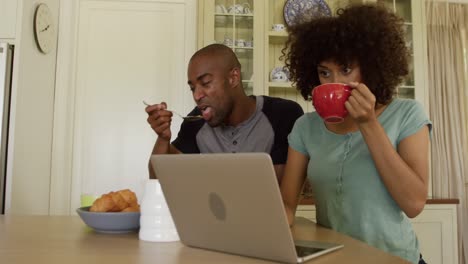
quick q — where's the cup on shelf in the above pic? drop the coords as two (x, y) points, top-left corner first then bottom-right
(223, 35), (233, 47)
(228, 3), (251, 15)
(245, 40), (253, 47)
(242, 3), (251, 14)
(272, 23), (285, 32)
(227, 4), (243, 14)
(235, 39), (246, 47)
(215, 4), (227, 14)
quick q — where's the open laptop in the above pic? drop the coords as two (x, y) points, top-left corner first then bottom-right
(151, 153), (343, 263)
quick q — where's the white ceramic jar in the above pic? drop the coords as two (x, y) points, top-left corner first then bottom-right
(139, 179), (179, 242)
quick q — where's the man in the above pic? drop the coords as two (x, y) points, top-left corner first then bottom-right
(145, 44), (303, 182)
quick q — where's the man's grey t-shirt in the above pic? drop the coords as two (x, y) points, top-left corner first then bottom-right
(172, 96), (304, 164)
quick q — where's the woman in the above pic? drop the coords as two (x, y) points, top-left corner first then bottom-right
(280, 4), (431, 264)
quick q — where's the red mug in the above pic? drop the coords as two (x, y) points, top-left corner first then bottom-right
(311, 83), (352, 123)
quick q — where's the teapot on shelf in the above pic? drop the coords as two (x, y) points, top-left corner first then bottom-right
(215, 4), (227, 14)
(227, 3), (251, 15)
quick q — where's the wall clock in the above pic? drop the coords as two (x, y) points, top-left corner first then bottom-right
(33, 3), (55, 54)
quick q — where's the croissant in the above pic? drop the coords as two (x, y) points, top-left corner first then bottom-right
(121, 204), (140, 212)
(89, 194), (114, 212)
(118, 189), (138, 207)
(89, 189), (139, 212)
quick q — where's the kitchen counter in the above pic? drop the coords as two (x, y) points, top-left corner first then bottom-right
(299, 197), (460, 205)
(0, 215), (409, 264)
(296, 199), (460, 264)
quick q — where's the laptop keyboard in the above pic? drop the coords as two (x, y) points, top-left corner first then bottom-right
(295, 245), (325, 257)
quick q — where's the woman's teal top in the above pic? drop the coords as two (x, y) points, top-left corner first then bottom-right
(288, 99), (432, 264)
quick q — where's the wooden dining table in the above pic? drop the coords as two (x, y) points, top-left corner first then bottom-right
(0, 215), (409, 264)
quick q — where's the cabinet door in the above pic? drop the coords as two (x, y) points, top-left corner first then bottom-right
(69, 0), (197, 210)
(411, 204), (458, 264)
(296, 205), (316, 223)
(0, 0), (17, 39)
(199, 0), (264, 96)
(264, 0), (312, 113)
(376, 0), (428, 109)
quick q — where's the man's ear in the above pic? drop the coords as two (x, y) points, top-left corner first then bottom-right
(229, 67), (241, 87)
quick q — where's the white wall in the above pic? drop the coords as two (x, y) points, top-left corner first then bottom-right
(0, 0), (17, 40)
(6, 0), (60, 214)
(3, 0), (197, 215)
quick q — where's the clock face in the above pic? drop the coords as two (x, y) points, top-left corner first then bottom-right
(34, 3), (55, 54)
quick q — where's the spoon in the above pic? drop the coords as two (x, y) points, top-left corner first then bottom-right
(143, 101), (203, 121)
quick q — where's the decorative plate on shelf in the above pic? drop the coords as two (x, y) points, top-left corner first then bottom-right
(283, 0), (332, 27)
(270, 66), (290, 82)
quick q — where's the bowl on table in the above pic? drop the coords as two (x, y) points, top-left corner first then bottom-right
(76, 206), (140, 234)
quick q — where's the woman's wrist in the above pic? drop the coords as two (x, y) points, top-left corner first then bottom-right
(358, 117), (381, 133)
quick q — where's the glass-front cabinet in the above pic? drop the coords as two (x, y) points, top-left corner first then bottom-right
(376, 0), (428, 111)
(198, 0), (264, 96)
(264, 0), (313, 112)
(378, 0), (414, 99)
(198, 0), (428, 112)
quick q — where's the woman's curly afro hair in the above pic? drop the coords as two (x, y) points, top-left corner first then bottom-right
(282, 4), (409, 104)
